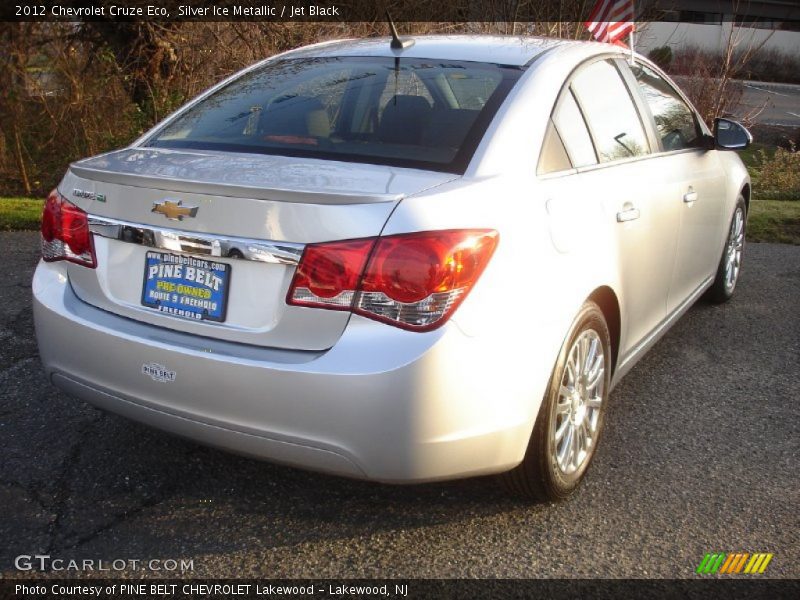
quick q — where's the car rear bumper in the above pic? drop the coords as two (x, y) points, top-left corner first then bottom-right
(33, 260), (539, 482)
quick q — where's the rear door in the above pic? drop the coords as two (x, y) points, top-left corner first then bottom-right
(562, 58), (680, 354)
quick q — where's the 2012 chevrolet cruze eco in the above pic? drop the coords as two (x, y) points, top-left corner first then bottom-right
(33, 35), (752, 500)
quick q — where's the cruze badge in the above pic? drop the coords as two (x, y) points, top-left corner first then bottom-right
(72, 189), (106, 202)
(152, 200), (198, 221)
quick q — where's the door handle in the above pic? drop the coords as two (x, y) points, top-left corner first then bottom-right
(616, 205), (640, 222)
(684, 187), (698, 203)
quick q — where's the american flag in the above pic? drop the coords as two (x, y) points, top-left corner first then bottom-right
(584, 0), (635, 45)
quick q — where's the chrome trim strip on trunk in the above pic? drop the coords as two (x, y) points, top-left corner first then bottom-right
(87, 215), (305, 265)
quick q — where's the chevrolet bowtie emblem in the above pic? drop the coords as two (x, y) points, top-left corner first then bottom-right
(152, 200), (199, 221)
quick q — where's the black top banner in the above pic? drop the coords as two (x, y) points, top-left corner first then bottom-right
(4, 0), (800, 23)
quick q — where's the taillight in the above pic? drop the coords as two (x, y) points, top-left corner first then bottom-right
(287, 230), (498, 331)
(41, 190), (96, 268)
(287, 239), (374, 310)
(356, 230), (498, 330)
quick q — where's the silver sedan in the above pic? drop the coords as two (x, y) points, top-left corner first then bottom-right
(33, 35), (751, 500)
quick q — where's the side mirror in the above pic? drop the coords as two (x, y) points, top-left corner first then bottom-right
(714, 118), (752, 150)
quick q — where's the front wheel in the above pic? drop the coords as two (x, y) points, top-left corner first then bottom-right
(706, 195), (746, 304)
(502, 301), (611, 501)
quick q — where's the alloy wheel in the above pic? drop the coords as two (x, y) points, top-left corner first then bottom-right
(552, 329), (605, 475)
(724, 207), (745, 291)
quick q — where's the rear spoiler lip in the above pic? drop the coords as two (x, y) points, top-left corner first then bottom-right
(68, 165), (403, 205)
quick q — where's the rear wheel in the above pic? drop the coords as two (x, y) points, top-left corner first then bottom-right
(502, 301), (611, 501)
(706, 195), (746, 304)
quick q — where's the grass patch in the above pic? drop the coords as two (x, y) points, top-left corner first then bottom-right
(748, 199), (800, 245)
(0, 197), (43, 231)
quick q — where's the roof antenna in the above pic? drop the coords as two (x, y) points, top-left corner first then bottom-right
(386, 11), (414, 49)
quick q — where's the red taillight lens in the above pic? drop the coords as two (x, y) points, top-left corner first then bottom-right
(41, 190), (96, 268)
(287, 230), (498, 331)
(357, 230), (498, 330)
(41, 190), (60, 243)
(361, 236), (446, 304)
(287, 239), (375, 309)
(61, 201), (92, 257)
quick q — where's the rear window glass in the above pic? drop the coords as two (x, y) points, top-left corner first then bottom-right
(147, 57), (523, 173)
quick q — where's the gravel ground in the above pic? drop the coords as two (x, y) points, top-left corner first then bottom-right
(1, 231), (797, 579)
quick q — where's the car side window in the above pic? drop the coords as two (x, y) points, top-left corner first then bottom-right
(552, 90), (597, 168)
(631, 63), (704, 152)
(571, 60), (650, 163)
(537, 119), (572, 174)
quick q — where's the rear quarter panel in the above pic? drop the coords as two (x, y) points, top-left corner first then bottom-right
(384, 170), (623, 447)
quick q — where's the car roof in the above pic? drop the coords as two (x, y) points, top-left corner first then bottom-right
(281, 35), (586, 67)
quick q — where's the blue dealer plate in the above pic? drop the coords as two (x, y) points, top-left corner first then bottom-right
(141, 251), (230, 322)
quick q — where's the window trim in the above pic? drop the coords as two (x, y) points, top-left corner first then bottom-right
(536, 52), (715, 180)
(554, 88), (600, 169)
(566, 85), (602, 165)
(541, 62), (603, 176)
(613, 58), (661, 154)
(537, 118), (573, 176)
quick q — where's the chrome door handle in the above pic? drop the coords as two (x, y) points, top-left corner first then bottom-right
(616, 206), (640, 222)
(684, 188), (698, 203)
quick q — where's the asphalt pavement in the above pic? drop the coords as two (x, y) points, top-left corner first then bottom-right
(735, 80), (800, 128)
(670, 77), (800, 129)
(1, 231), (798, 578)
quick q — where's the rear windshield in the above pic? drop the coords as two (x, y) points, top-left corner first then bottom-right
(147, 56), (523, 173)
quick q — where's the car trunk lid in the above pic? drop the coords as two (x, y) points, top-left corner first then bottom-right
(60, 148), (457, 351)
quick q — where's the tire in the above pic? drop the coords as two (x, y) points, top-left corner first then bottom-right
(705, 195), (746, 304)
(502, 301), (611, 501)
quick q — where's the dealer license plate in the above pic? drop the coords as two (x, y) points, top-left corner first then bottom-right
(141, 251), (230, 322)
